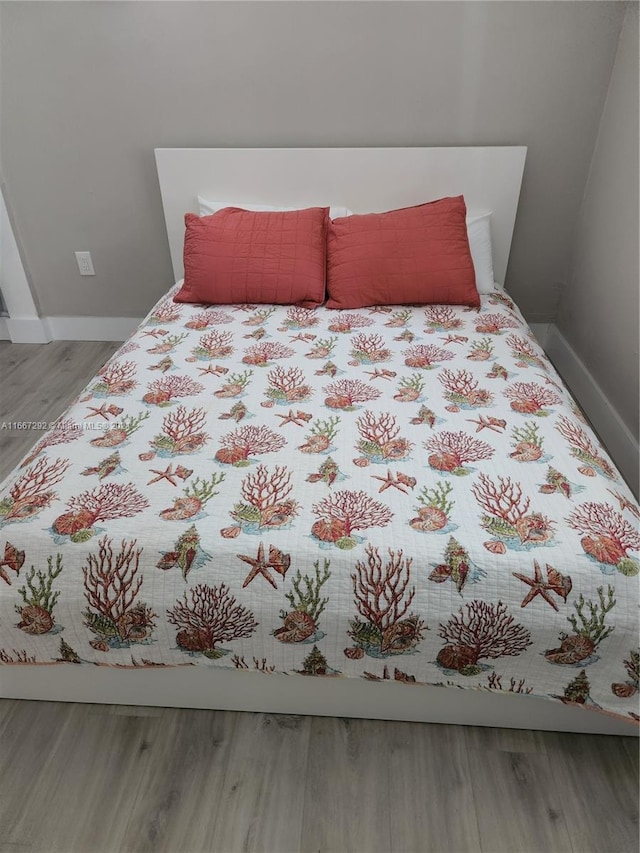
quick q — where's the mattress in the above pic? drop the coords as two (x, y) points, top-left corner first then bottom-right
(0, 287), (638, 724)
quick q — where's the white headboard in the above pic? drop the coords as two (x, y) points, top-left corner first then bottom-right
(155, 147), (527, 285)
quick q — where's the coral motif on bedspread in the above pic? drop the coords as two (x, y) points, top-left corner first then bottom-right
(0, 288), (638, 723)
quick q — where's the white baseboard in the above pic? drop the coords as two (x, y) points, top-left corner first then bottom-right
(529, 322), (550, 349)
(1, 316), (52, 344)
(0, 315), (140, 343)
(45, 316), (141, 341)
(545, 324), (639, 496)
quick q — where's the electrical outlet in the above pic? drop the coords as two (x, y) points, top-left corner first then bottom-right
(75, 251), (95, 276)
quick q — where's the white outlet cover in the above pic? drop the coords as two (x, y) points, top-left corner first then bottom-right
(75, 251), (95, 275)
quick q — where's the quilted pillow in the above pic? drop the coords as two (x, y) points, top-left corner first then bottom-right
(326, 196), (480, 309)
(174, 207), (329, 307)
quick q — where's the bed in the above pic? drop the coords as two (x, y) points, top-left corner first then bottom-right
(0, 148), (637, 735)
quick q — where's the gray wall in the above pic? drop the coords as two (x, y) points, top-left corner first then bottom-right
(557, 4), (639, 440)
(0, 1), (627, 320)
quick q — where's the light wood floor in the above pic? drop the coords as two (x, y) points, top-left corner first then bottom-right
(0, 340), (638, 853)
(0, 339), (121, 481)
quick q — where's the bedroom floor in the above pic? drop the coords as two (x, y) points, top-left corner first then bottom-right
(0, 339), (121, 480)
(0, 699), (638, 853)
(0, 340), (638, 853)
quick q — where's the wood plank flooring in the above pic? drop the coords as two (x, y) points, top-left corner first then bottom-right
(0, 340), (121, 480)
(0, 341), (638, 853)
(0, 699), (637, 853)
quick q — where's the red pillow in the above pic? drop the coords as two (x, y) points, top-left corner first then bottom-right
(326, 196), (479, 309)
(174, 207), (329, 307)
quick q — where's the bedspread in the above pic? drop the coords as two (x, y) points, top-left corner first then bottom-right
(0, 288), (638, 723)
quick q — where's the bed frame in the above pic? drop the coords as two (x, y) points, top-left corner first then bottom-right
(2, 147), (636, 735)
(155, 146), (526, 286)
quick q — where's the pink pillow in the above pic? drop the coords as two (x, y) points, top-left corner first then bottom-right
(326, 196), (480, 309)
(174, 207), (329, 307)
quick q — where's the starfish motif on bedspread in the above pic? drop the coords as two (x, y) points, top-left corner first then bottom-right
(198, 364), (228, 377)
(147, 464), (179, 486)
(85, 404), (122, 421)
(289, 333), (316, 343)
(466, 416), (507, 434)
(275, 410), (313, 427)
(371, 469), (417, 494)
(141, 329), (168, 338)
(237, 542), (291, 589)
(441, 334), (468, 345)
(607, 489), (640, 521)
(512, 560), (572, 611)
(365, 369), (396, 381)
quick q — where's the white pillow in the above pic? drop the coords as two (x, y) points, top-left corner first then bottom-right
(197, 197), (495, 291)
(197, 197), (352, 221)
(466, 211), (496, 293)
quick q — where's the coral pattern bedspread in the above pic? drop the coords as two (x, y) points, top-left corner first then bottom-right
(0, 287), (638, 723)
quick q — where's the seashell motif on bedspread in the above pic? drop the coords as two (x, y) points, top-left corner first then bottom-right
(0, 287), (638, 725)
